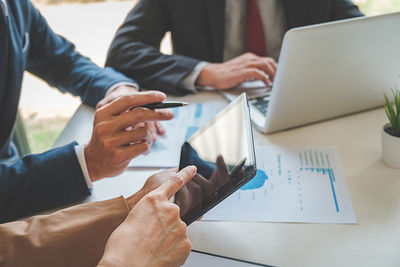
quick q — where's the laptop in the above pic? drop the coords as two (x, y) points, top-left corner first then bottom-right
(223, 12), (400, 134)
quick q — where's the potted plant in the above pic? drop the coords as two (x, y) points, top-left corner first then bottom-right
(382, 88), (400, 168)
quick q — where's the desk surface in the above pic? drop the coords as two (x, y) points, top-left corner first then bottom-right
(54, 91), (400, 267)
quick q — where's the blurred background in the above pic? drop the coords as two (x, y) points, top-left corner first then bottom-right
(20, 0), (400, 153)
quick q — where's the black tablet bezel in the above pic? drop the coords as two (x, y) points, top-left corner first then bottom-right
(176, 93), (257, 225)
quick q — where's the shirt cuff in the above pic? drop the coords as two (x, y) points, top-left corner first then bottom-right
(74, 144), (93, 190)
(179, 61), (210, 93)
(105, 82), (139, 97)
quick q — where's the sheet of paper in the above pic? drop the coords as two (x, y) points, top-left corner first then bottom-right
(129, 101), (226, 168)
(183, 251), (269, 267)
(203, 146), (357, 224)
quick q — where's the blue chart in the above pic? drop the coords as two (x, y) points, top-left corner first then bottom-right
(241, 169), (268, 190)
(194, 103), (203, 118)
(150, 141), (168, 153)
(298, 151), (339, 212)
(173, 106), (180, 119)
(185, 126), (200, 141)
(203, 146), (357, 224)
(184, 104), (203, 140)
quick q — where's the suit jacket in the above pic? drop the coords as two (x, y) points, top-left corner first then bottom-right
(0, 197), (129, 267)
(0, 0), (135, 223)
(106, 0), (363, 95)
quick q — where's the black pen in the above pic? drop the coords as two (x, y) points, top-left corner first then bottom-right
(129, 101), (189, 110)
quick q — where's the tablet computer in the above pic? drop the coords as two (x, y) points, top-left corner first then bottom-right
(175, 93), (257, 225)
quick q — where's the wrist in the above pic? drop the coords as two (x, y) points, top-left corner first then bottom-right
(107, 83), (139, 96)
(84, 145), (101, 182)
(97, 258), (130, 267)
(196, 63), (218, 87)
(125, 189), (146, 210)
(114, 84), (139, 94)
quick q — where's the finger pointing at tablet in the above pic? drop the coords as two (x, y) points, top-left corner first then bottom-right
(99, 166), (197, 267)
(157, 165), (198, 200)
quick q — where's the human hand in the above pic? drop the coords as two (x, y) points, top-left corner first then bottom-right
(196, 52), (277, 90)
(176, 156), (231, 216)
(129, 120), (165, 144)
(97, 85), (166, 142)
(85, 91), (174, 181)
(125, 168), (178, 210)
(97, 85), (139, 109)
(98, 166), (197, 267)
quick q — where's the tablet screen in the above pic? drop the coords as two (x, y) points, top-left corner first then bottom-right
(176, 94), (257, 225)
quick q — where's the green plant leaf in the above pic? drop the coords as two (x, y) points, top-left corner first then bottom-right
(392, 89), (400, 132)
(384, 93), (396, 126)
(396, 112), (400, 133)
(385, 87), (400, 136)
(393, 88), (400, 121)
(385, 107), (395, 126)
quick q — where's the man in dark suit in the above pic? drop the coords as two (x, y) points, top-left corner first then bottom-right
(0, 0), (172, 223)
(106, 0), (363, 95)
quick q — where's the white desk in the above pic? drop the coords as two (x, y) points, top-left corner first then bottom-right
(54, 92), (400, 267)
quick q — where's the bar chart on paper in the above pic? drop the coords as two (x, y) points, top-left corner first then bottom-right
(129, 101), (226, 168)
(203, 146), (357, 224)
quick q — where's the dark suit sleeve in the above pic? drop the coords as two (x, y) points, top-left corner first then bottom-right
(24, 0), (136, 107)
(0, 142), (91, 223)
(331, 0), (364, 20)
(105, 0), (200, 95)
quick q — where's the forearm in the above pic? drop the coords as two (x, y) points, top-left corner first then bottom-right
(0, 142), (90, 223)
(106, 41), (200, 95)
(26, 0), (135, 107)
(0, 197), (129, 267)
(179, 61), (210, 92)
(28, 42), (135, 107)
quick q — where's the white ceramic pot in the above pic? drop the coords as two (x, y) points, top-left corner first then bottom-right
(382, 123), (400, 168)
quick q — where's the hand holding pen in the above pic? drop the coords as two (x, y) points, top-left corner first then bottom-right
(130, 101), (189, 111)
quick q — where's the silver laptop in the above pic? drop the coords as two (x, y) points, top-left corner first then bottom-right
(223, 12), (400, 134)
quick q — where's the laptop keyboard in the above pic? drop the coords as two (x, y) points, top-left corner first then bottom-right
(249, 96), (270, 115)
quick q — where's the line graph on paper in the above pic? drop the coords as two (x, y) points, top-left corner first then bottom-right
(203, 146), (357, 224)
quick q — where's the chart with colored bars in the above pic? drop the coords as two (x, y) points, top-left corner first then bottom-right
(203, 146), (357, 224)
(129, 101), (226, 168)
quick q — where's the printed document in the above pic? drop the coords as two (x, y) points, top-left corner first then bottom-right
(203, 146), (357, 224)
